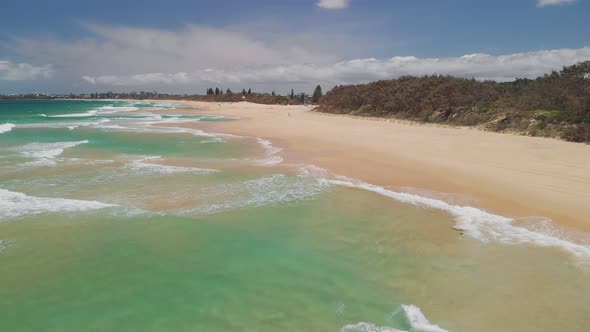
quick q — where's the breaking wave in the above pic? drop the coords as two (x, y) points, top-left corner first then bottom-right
(179, 174), (331, 215)
(341, 304), (448, 332)
(253, 138), (283, 166)
(321, 175), (590, 261)
(14, 140), (89, 167)
(125, 156), (219, 175)
(0, 123), (15, 134)
(49, 104), (139, 118)
(0, 188), (116, 221)
(16, 119), (110, 130)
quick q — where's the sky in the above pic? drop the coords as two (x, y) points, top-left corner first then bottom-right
(1, 0), (589, 94)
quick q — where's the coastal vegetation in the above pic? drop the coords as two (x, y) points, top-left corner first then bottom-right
(317, 61), (590, 142)
(192, 88), (304, 105)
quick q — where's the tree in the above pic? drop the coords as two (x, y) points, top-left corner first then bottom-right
(290, 89), (294, 99)
(242, 88), (246, 95)
(312, 85), (323, 103)
(226, 88), (232, 94)
(271, 90), (276, 96)
(215, 87), (220, 95)
(247, 88), (251, 95)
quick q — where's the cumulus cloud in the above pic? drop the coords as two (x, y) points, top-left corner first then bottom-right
(0, 60), (54, 80)
(537, 0), (576, 7)
(317, 0), (349, 9)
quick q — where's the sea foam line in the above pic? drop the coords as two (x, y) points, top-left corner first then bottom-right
(49, 104), (139, 118)
(295, 164), (590, 261)
(257, 138), (283, 156)
(0, 188), (116, 221)
(179, 174), (330, 215)
(16, 119), (110, 130)
(14, 140), (89, 167)
(254, 138), (284, 166)
(125, 156), (219, 175)
(341, 304), (448, 332)
(0, 123), (15, 134)
(320, 175), (590, 261)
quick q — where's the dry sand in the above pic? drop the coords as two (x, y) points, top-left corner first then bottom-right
(158, 100), (590, 233)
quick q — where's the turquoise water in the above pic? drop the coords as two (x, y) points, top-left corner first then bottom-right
(1, 100), (589, 332)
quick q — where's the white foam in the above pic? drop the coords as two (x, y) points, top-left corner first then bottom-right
(295, 164), (331, 177)
(95, 124), (127, 129)
(14, 140), (89, 167)
(49, 104), (139, 118)
(18, 140), (88, 159)
(95, 105), (139, 113)
(255, 155), (284, 166)
(200, 138), (224, 143)
(50, 110), (98, 117)
(111, 120), (222, 139)
(341, 322), (404, 332)
(341, 304), (448, 332)
(0, 188), (116, 221)
(257, 138), (283, 156)
(322, 176), (590, 261)
(133, 101), (178, 110)
(0, 123), (15, 134)
(17, 119), (110, 130)
(125, 156), (218, 175)
(250, 138), (283, 166)
(181, 174), (330, 215)
(402, 305), (448, 332)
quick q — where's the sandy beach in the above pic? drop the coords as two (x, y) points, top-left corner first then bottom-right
(156, 100), (590, 234)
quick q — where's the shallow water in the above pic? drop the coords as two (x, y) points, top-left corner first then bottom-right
(1, 100), (589, 331)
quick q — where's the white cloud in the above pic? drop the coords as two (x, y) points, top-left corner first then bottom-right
(80, 46), (590, 91)
(0, 60), (54, 80)
(317, 0), (349, 10)
(537, 0), (576, 7)
(7, 22), (590, 93)
(11, 23), (346, 80)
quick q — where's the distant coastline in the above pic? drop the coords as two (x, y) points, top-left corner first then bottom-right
(3, 61), (588, 143)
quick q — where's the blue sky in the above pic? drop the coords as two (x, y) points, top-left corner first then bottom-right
(1, 0), (589, 93)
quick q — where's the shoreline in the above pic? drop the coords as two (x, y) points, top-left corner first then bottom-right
(154, 100), (590, 234)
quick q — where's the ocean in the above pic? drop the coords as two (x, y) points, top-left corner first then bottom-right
(0, 99), (589, 331)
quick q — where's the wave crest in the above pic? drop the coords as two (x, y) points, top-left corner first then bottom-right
(341, 304), (448, 332)
(0, 123), (15, 134)
(0, 188), (116, 221)
(322, 176), (590, 261)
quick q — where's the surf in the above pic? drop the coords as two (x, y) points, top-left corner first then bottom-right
(0, 188), (116, 221)
(0, 123), (15, 133)
(341, 304), (448, 332)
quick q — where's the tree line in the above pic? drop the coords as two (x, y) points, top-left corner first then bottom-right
(317, 61), (590, 143)
(201, 85), (324, 104)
